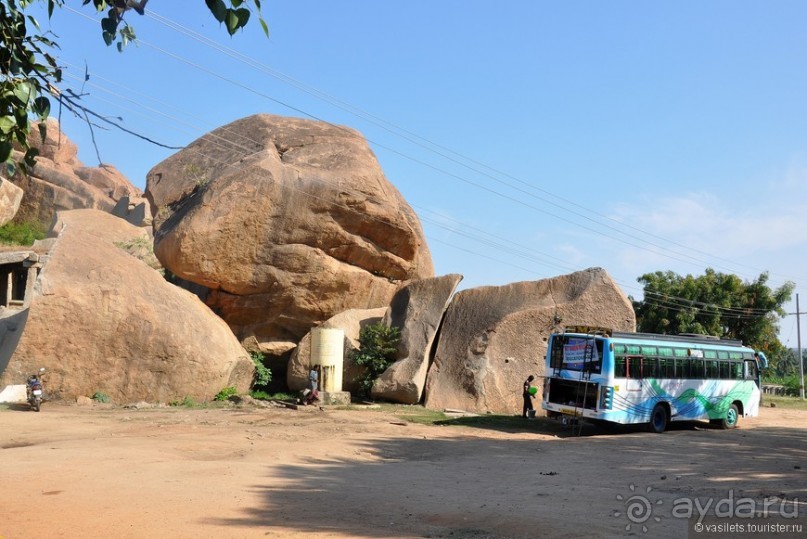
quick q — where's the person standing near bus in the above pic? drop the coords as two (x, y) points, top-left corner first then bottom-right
(522, 375), (536, 418)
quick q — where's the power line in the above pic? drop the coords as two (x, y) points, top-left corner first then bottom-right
(50, 6), (801, 315)
(57, 5), (805, 288)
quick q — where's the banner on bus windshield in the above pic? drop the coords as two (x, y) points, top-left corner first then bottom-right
(563, 338), (599, 370)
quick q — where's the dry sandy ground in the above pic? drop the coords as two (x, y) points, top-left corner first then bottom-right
(1, 401), (805, 539)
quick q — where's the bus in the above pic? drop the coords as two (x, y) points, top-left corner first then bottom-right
(541, 327), (764, 433)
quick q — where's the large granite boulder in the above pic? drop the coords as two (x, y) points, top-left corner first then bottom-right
(146, 114), (433, 352)
(0, 210), (253, 402)
(287, 307), (387, 394)
(0, 179), (23, 226)
(371, 274), (463, 404)
(423, 268), (635, 415)
(6, 119), (146, 225)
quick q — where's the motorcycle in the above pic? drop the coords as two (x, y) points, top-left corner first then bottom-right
(26, 368), (45, 412)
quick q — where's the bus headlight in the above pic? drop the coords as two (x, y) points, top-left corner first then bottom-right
(600, 386), (613, 410)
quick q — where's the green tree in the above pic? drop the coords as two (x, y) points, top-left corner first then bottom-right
(353, 323), (401, 398)
(631, 269), (794, 358)
(769, 348), (806, 378)
(0, 0), (267, 173)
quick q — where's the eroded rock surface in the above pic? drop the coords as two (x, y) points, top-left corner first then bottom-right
(372, 274), (463, 404)
(0, 179), (23, 226)
(423, 268), (635, 414)
(146, 114), (433, 351)
(7, 119), (145, 225)
(0, 210), (253, 402)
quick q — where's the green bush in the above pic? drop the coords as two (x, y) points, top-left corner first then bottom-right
(250, 351), (272, 389)
(214, 386), (238, 401)
(0, 220), (47, 246)
(169, 395), (195, 407)
(763, 375), (801, 396)
(781, 375), (801, 395)
(250, 390), (296, 401)
(91, 392), (110, 403)
(353, 323), (401, 398)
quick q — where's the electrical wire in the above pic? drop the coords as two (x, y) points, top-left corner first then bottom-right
(49, 6), (800, 321)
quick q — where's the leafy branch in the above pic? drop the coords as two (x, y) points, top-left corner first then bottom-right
(0, 0), (268, 174)
(353, 323), (401, 398)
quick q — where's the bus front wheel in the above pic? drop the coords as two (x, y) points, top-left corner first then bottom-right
(721, 404), (740, 429)
(648, 404), (668, 434)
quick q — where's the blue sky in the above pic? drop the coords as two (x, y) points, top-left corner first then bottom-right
(30, 2), (807, 347)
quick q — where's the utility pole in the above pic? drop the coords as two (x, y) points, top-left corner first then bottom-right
(797, 294), (805, 400)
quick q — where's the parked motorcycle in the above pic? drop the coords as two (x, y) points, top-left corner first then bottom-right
(26, 368), (45, 412)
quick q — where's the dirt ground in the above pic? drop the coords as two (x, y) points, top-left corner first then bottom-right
(1, 400), (805, 539)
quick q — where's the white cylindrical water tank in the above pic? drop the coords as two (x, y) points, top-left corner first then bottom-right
(311, 328), (344, 392)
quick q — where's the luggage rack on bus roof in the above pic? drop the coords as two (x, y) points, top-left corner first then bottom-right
(610, 331), (745, 347)
(562, 325), (612, 336)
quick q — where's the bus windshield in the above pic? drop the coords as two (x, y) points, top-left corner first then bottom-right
(549, 335), (603, 374)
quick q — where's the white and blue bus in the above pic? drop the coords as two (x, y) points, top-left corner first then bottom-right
(541, 327), (764, 433)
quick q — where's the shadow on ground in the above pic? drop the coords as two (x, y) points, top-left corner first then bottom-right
(206, 423), (807, 538)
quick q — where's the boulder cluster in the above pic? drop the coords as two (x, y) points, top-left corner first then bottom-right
(0, 115), (635, 413)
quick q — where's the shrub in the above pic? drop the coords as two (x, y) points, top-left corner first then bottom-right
(91, 392), (110, 403)
(353, 323), (401, 398)
(214, 386), (238, 401)
(781, 375), (802, 396)
(0, 220), (47, 246)
(250, 351), (272, 389)
(250, 390), (296, 401)
(169, 395), (195, 407)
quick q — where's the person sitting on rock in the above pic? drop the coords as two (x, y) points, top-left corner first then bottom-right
(300, 366), (320, 405)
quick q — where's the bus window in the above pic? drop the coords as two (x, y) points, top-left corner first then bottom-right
(550, 336), (604, 373)
(614, 356), (627, 377)
(717, 351), (729, 360)
(684, 359), (694, 378)
(733, 362), (743, 379)
(675, 358), (687, 379)
(644, 357), (658, 378)
(719, 361), (731, 379)
(705, 360), (719, 379)
(627, 356), (642, 379)
(658, 357), (674, 378)
(744, 360), (758, 381)
(691, 360), (705, 379)
(704, 350), (717, 359)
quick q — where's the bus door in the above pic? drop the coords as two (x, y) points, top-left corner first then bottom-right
(744, 359), (760, 388)
(626, 355), (643, 391)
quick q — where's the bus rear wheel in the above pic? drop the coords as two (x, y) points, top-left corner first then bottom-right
(721, 403), (740, 429)
(648, 404), (668, 434)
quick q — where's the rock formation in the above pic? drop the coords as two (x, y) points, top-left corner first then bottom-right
(0, 210), (253, 402)
(287, 307), (387, 394)
(371, 274), (463, 404)
(6, 119), (149, 226)
(0, 179), (23, 226)
(423, 268), (635, 415)
(145, 114), (433, 354)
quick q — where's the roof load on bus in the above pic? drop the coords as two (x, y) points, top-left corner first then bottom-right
(563, 325), (613, 336)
